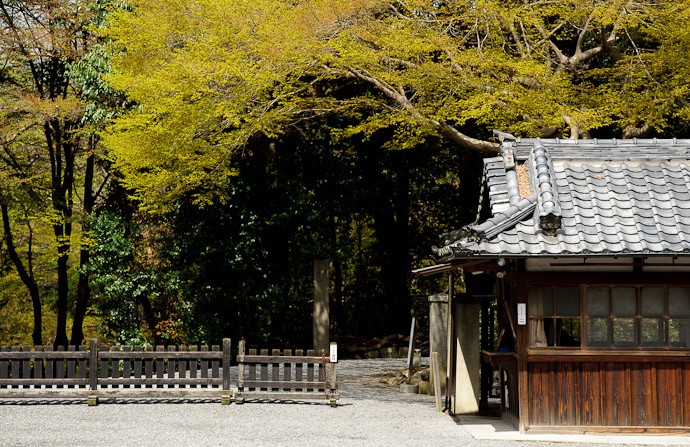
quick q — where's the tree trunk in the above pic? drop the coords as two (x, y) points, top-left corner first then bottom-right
(49, 121), (75, 349)
(1, 203), (42, 345)
(138, 295), (160, 343)
(71, 151), (95, 345)
(70, 249), (91, 345)
(54, 250), (69, 348)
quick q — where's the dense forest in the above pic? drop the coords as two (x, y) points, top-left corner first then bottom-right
(2, 0), (690, 348)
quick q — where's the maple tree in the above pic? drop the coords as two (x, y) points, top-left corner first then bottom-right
(0, 0), (110, 345)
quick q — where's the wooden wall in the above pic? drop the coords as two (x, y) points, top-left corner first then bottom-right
(527, 357), (690, 428)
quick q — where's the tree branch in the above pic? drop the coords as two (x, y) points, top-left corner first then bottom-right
(622, 123), (652, 139)
(346, 66), (498, 154)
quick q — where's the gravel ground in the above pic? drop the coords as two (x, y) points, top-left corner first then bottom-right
(0, 359), (621, 447)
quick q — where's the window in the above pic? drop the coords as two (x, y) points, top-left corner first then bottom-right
(528, 286), (581, 347)
(528, 285), (690, 349)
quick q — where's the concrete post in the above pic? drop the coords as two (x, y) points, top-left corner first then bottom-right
(452, 299), (480, 414)
(313, 258), (330, 352)
(429, 293), (448, 394)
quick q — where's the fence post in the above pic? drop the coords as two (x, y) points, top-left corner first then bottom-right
(221, 338), (231, 405)
(236, 340), (245, 404)
(88, 338), (98, 406)
(329, 342), (338, 408)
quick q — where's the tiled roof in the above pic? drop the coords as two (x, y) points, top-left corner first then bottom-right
(434, 136), (690, 259)
(484, 157), (511, 214)
(514, 138), (690, 161)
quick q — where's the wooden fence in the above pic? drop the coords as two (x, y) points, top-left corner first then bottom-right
(236, 340), (339, 406)
(0, 338), (232, 405)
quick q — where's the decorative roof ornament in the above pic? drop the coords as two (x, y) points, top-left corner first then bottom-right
(531, 141), (562, 236)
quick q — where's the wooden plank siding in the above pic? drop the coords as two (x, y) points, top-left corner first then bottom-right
(526, 357), (690, 429)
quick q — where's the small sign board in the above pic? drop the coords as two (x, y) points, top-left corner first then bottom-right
(517, 303), (526, 325)
(330, 342), (338, 363)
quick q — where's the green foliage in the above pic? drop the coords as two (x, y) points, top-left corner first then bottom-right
(84, 213), (159, 344)
(85, 114), (484, 345)
(68, 45), (126, 126)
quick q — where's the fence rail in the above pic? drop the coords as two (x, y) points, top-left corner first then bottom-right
(0, 338), (232, 404)
(235, 340), (339, 406)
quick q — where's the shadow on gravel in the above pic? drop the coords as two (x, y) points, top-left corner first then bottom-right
(0, 397), (352, 406)
(0, 399), (85, 405)
(103, 398), (219, 405)
(0, 398), (220, 405)
(237, 399), (350, 407)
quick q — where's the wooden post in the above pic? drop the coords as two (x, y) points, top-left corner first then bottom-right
(271, 349), (280, 392)
(446, 271), (454, 411)
(283, 349), (292, 392)
(88, 338), (98, 406)
(156, 345), (165, 382)
(406, 316), (416, 383)
(211, 345), (220, 384)
(0, 346), (8, 380)
(218, 341), (230, 405)
(22, 345), (30, 380)
(429, 293), (449, 394)
(313, 258), (330, 352)
(11, 346), (19, 380)
(78, 345), (86, 381)
(236, 340), (245, 404)
(431, 352), (443, 412)
(122, 346), (131, 386)
(200, 345), (209, 381)
(222, 338), (231, 391)
(67, 346), (76, 387)
(480, 298), (489, 414)
(329, 342), (338, 407)
(295, 349), (303, 392)
(306, 349), (315, 392)
(35, 346), (44, 380)
(168, 345), (177, 386)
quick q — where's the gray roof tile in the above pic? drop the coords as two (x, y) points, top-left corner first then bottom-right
(435, 137), (690, 259)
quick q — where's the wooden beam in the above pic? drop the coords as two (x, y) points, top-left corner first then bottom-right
(412, 259), (491, 277)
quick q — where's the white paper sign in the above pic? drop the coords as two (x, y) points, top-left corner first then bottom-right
(330, 342), (338, 363)
(517, 303), (527, 325)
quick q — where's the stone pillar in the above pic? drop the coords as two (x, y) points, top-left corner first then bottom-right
(429, 293), (448, 394)
(452, 300), (480, 414)
(313, 258), (330, 352)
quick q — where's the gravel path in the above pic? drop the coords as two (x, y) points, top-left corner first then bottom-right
(0, 359), (618, 447)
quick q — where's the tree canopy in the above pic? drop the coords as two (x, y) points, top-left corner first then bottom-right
(102, 0), (690, 210)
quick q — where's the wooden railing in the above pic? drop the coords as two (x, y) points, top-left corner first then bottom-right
(0, 338), (232, 405)
(235, 340), (339, 406)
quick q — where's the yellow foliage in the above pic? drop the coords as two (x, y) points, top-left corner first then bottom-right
(102, 0), (690, 211)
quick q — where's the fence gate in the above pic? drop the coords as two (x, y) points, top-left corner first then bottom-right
(235, 340), (339, 406)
